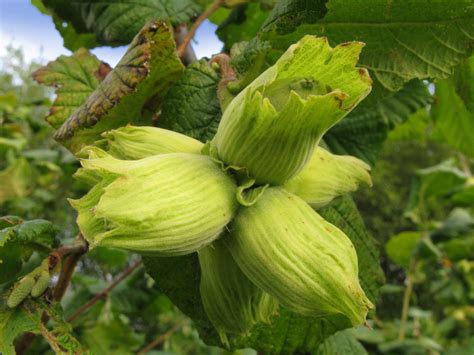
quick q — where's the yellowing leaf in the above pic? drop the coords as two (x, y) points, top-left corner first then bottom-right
(54, 21), (184, 153)
(33, 48), (108, 128)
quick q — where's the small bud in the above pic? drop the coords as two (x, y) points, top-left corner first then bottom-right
(211, 61), (220, 72)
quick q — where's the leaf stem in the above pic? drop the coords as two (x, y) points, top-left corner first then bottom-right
(67, 259), (142, 322)
(176, 0), (225, 58)
(137, 321), (185, 354)
(398, 258), (417, 340)
(174, 25), (197, 65)
(210, 53), (237, 109)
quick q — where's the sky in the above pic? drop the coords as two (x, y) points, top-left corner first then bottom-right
(0, 0), (223, 66)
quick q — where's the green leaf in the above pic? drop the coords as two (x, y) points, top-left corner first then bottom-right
(229, 38), (272, 86)
(0, 216), (23, 229)
(31, 0), (100, 49)
(37, 0), (202, 49)
(432, 208), (474, 239)
(325, 80), (431, 165)
(0, 301), (86, 354)
(54, 20), (100, 51)
(261, 0), (328, 33)
(53, 21), (184, 153)
(144, 195), (383, 352)
(159, 60), (221, 142)
(217, 3), (272, 50)
(432, 56), (474, 158)
(376, 80), (432, 127)
(405, 160), (468, 223)
(0, 218), (58, 284)
(262, 0), (474, 91)
(441, 236), (474, 261)
(0, 158), (35, 204)
(87, 247), (129, 273)
(33, 48), (108, 128)
(315, 329), (368, 355)
(0, 306), (40, 355)
(143, 254), (219, 341)
(38, 301), (89, 353)
(232, 312), (351, 353)
(451, 181), (474, 206)
(385, 231), (422, 268)
(416, 160), (468, 197)
(388, 108), (431, 142)
(349, 326), (385, 344)
(324, 106), (388, 165)
(83, 316), (145, 353)
(378, 337), (443, 353)
(0, 218), (58, 248)
(445, 339), (474, 355)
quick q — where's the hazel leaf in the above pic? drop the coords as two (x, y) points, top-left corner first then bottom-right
(54, 21), (184, 153)
(32, 48), (109, 128)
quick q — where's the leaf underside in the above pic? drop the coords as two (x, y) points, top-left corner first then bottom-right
(36, 0), (202, 49)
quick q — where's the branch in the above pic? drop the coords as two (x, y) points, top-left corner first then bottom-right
(174, 25), (197, 66)
(15, 234), (88, 355)
(176, 0), (225, 58)
(53, 253), (83, 301)
(137, 321), (185, 355)
(52, 235), (89, 300)
(67, 259), (142, 322)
